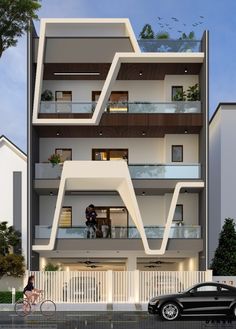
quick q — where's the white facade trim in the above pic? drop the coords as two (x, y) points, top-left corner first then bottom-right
(0, 136), (26, 162)
(32, 161), (204, 254)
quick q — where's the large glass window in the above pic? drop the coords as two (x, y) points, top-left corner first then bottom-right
(55, 91), (72, 113)
(172, 145), (183, 162)
(92, 149), (128, 162)
(92, 91), (128, 112)
(55, 148), (72, 162)
(173, 204), (183, 222)
(172, 86), (183, 101)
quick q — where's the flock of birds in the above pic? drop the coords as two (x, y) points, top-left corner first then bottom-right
(156, 15), (205, 34)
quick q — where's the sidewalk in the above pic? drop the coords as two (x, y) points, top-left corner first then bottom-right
(0, 303), (148, 312)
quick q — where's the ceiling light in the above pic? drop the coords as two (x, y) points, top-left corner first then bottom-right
(50, 192), (53, 196)
(139, 71), (143, 76)
(142, 131), (146, 136)
(184, 68), (188, 73)
(54, 72), (100, 76)
(142, 191), (146, 196)
(56, 131), (60, 136)
(184, 129), (188, 134)
(99, 131), (103, 136)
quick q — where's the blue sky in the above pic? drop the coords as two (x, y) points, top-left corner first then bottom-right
(0, 0), (236, 152)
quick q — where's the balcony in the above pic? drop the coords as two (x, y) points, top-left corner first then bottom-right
(138, 39), (202, 53)
(35, 225), (201, 239)
(39, 101), (201, 115)
(35, 163), (201, 180)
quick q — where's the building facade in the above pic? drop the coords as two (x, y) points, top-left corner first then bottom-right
(209, 103), (236, 263)
(0, 135), (27, 259)
(28, 19), (209, 272)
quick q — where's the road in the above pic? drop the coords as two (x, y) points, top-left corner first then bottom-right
(0, 311), (235, 329)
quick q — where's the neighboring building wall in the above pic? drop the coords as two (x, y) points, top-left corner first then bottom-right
(39, 135), (199, 164)
(0, 137), (27, 258)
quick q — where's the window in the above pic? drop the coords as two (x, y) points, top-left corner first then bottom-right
(59, 207), (72, 227)
(95, 206), (128, 227)
(173, 204), (183, 222)
(92, 91), (128, 112)
(55, 149), (72, 162)
(92, 149), (128, 162)
(55, 91), (72, 113)
(172, 86), (183, 101)
(196, 285), (218, 292)
(172, 145), (183, 162)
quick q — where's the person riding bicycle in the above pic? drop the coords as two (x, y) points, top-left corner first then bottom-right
(23, 275), (42, 305)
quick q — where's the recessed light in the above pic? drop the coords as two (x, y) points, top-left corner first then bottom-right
(56, 131), (60, 136)
(142, 131), (146, 136)
(139, 71), (143, 76)
(184, 68), (188, 73)
(99, 131), (103, 136)
(142, 191), (146, 196)
(184, 129), (188, 134)
(50, 192), (53, 196)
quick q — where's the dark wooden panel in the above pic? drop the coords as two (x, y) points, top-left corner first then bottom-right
(35, 113), (203, 138)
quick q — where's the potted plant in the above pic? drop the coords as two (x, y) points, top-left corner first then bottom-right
(48, 153), (61, 167)
(41, 89), (53, 101)
(186, 83), (200, 101)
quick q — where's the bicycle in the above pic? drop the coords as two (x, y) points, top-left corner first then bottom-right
(14, 291), (56, 317)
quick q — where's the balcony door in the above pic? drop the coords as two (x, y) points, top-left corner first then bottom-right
(92, 149), (128, 162)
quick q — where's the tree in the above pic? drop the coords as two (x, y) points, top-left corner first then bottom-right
(139, 24), (154, 39)
(211, 218), (236, 275)
(0, 221), (25, 277)
(0, 0), (41, 57)
(0, 221), (21, 256)
(179, 31), (195, 40)
(44, 263), (60, 271)
(156, 31), (170, 40)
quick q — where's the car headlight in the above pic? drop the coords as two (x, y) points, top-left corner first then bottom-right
(149, 298), (159, 305)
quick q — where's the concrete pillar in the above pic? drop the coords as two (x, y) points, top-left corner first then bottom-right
(126, 255), (137, 271)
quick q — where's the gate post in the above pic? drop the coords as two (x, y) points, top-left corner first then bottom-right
(134, 270), (140, 303)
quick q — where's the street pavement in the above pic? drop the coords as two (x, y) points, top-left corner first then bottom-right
(0, 311), (235, 329)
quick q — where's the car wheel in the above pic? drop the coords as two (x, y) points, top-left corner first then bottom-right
(160, 302), (180, 321)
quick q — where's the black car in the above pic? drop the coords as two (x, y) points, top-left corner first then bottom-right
(148, 282), (236, 321)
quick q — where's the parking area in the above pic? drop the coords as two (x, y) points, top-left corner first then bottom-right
(0, 311), (235, 329)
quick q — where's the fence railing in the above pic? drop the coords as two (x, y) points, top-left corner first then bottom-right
(28, 270), (212, 303)
(138, 39), (202, 53)
(35, 225), (201, 239)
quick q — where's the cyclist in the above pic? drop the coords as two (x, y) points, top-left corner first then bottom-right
(23, 275), (42, 304)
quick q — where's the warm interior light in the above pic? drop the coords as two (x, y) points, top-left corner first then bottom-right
(54, 72), (100, 76)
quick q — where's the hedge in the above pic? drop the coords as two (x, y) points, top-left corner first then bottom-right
(0, 291), (23, 303)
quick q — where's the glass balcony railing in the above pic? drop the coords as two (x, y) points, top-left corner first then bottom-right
(39, 101), (201, 114)
(35, 225), (201, 239)
(138, 39), (202, 53)
(129, 164), (201, 179)
(35, 163), (201, 180)
(40, 102), (95, 114)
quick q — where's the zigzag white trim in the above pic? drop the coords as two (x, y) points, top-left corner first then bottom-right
(32, 161), (204, 254)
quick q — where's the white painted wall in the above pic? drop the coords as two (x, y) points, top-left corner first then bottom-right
(39, 135), (198, 164)
(164, 75), (199, 101)
(0, 138), (27, 258)
(178, 254), (199, 271)
(42, 76), (198, 103)
(39, 193), (199, 227)
(164, 134), (199, 163)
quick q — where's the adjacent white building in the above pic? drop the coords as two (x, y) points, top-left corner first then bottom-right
(209, 103), (236, 263)
(0, 135), (27, 258)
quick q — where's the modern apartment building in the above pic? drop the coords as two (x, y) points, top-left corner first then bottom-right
(27, 19), (209, 272)
(0, 135), (27, 258)
(209, 103), (236, 263)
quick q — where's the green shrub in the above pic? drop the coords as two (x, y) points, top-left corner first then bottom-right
(0, 291), (23, 303)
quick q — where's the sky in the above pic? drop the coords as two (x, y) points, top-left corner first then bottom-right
(0, 0), (236, 152)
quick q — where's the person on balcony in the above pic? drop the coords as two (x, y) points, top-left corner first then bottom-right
(85, 204), (97, 238)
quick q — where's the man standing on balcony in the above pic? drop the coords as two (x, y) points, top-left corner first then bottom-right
(85, 204), (97, 238)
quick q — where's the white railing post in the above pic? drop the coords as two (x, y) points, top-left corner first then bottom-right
(134, 270), (140, 303)
(106, 270), (113, 303)
(11, 287), (16, 304)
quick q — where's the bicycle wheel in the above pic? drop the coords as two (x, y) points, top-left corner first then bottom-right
(15, 298), (31, 317)
(40, 299), (56, 317)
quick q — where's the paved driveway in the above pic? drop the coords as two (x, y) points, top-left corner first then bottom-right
(0, 311), (235, 329)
